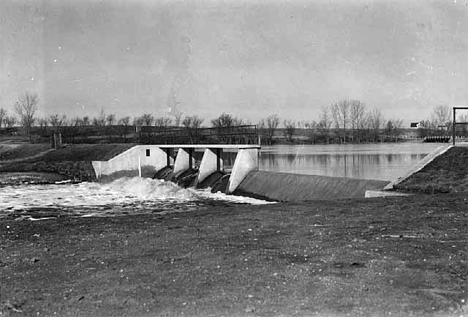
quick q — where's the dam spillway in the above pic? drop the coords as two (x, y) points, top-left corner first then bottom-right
(233, 170), (390, 201)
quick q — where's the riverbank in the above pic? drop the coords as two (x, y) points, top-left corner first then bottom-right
(0, 144), (134, 185)
(393, 146), (468, 194)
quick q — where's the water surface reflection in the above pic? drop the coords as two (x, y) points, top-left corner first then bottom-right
(258, 143), (442, 181)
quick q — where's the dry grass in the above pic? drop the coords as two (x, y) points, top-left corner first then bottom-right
(30, 144), (135, 162)
(0, 144), (51, 161)
(0, 143), (134, 163)
(395, 146), (468, 194)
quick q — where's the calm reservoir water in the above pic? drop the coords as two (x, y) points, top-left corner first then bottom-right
(258, 143), (443, 181)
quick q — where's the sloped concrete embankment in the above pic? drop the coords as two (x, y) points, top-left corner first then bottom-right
(233, 170), (390, 202)
(383, 145), (452, 190)
(366, 145), (455, 197)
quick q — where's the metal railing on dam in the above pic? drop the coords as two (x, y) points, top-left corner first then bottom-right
(91, 144), (261, 194)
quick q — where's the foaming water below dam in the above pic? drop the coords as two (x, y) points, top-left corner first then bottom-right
(0, 177), (273, 220)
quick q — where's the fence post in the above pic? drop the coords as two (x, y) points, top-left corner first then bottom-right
(453, 107), (456, 146)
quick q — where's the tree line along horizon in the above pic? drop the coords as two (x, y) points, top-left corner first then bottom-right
(1, 92), (467, 145)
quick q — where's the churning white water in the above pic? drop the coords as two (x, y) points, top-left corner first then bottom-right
(0, 177), (272, 220)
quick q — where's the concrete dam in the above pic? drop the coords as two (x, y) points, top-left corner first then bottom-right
(91, 145), (391, 202)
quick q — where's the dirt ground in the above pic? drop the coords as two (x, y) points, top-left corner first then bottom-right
(1, 193), (467, 317)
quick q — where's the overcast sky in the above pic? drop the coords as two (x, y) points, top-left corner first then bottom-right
(1, 0), (467, 125)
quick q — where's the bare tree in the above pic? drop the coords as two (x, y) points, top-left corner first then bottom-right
(317, 106), (332, 144)
(212, 113), (234, 128)
(349, 100), (366, 142)
(49, 114), (67, 131)
(4, 115), (17, 128)
(182, 115), (204, 128)
(211, 113), (245, 143)
(258, 114), (280, 145)
(417, 120), (433, 138)
(431, 105), (451, 126)
(140, 113), (155, 126)
(173, 112), (183, 127)
(70, 117), (82, 127)
(38, 117), (48, 135)
(104, 114), (116, 142)
(133, 116), (143, 127)
(14, 92), (39, 142)
(92, 108), (106, 126)
(118, 116), (132, 143)
(283, 119), (296, 143)
(384, 119), (403, 142)
(431, 105), (451, 136)
(303, 120), (317, 143)
(106, 114), (116, 126)
(211, 113), (244, 128)
(366, 107), (383, 142)
(183, 115), (204, 144)
(0, 108), (6, 129)
(154, 117), (172, 127)
(82, 116), (90, 126)
(77, 116), (91, 143)
(331, 100), (350, 143)
(118, 116), (131, 126)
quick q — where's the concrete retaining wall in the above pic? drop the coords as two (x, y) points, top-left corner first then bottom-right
(233, 171), (390, 201)
(92, 145), (172, 179)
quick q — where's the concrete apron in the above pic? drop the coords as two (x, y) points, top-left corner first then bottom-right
(233, 171), (390, 202)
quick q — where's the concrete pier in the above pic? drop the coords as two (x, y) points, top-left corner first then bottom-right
(92, 144), (260, 190)
(227, 148), (259, 194)
(173, 148), (194, 177)
(197, 148), (223, 185)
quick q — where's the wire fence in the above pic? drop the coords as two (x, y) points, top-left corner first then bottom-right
(0, 124), (260, 145)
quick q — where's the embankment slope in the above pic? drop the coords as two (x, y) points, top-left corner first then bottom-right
(393, 146), (468, 194)
(0, 144), (134, 184)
